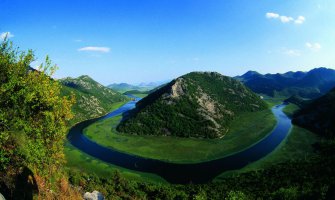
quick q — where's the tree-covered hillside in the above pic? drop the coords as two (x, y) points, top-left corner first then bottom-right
(0, 41), (81, 199)
(293, 87), (335, 137)
(236, 67), (335, 98)
(60, 76), (129, 124)
(118, 72), (267, 138)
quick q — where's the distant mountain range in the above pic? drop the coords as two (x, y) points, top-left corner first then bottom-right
(236, 67), (335, 98)
(59, 75), (128, 124)
(108, 80), (169, 93)
(117, 72), (267, 138)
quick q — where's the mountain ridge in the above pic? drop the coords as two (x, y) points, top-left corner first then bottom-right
(235, 67), (335, 98)
(60, 75), (128, 124)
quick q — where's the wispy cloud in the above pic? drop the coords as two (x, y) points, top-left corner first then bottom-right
(0, 32), (14, 40)
(74, 39), (82, 42)
(78, 46), (110, 53)
(283, 49), (301, 57)
(305, 42), (321, 51)
(266, 12), (279, 19)
(279, 16), (294, 23)
(294, 16), (305, 24)
(266, 13), (305, 24)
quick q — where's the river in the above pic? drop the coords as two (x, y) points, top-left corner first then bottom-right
(67, 98), (292, 184)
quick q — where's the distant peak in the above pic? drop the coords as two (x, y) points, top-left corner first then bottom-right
(243, 70), (260, 76)
(78, 75), (92, 79)
(309, 67), (332, 72)
(185, 71), (224, 77)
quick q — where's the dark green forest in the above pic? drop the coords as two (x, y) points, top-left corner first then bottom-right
(293, 87), (335, 138)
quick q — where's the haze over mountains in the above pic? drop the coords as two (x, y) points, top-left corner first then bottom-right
(235, 67), (335, 99)
(117, 72), (267, 138)
(108, 80), (169, 93)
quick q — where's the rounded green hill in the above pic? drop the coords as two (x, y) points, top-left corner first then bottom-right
(117, 72), (268, 138)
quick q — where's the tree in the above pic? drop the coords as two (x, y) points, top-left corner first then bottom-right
(0, 39), (75, 196)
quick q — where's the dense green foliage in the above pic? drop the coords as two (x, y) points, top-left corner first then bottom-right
(236, 68), (335, 98)
(67, 138), (335, 199)
(60, 75), (128, 125)
(293, 87), (335, 137)
(0, 40), (75, 198)
(118, 72), (267, 138)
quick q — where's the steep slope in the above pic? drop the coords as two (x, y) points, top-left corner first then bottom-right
(236, 67), (335, 98)
(293, 87), (335, 137)
(60, 75), (129, 124)
(117, 72), (267, 139)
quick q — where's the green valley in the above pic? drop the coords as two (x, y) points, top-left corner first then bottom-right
(83, 108), (275, 163)
(2, 37), (335, 199)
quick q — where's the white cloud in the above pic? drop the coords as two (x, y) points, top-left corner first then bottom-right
(280, 16), (294, 23)
(0, 32), (14, 40)
(266, 13), (305, 25)
(294, 16), (305, 24)
(305, 42), (321, 51)
(266, 12), (279, 19)
(78, 46), (110, 53)
(284, 49), (301, 57)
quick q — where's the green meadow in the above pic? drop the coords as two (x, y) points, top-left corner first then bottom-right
(83, 108), (276, 163)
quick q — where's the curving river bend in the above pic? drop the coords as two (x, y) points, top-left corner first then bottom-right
(67, 97), (292, 184)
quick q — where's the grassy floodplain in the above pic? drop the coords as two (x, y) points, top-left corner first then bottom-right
(64, 101), (168, 183)
(283, 103), (300, 118)
(214, 125), (320, 181)
(83, 108), (276, 163)
(64, 142), (167, 183)
(126, 92), (148, 98)
(214, 91), (318, 180)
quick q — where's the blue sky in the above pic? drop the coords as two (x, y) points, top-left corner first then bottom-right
(1, 0), (335, 85)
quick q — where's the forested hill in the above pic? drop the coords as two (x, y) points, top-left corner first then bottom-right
(117, 72), (267, 139)
(293, 87), (335, 137)
(60, 75), (129, 124)
(235, 67), (335, 98)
